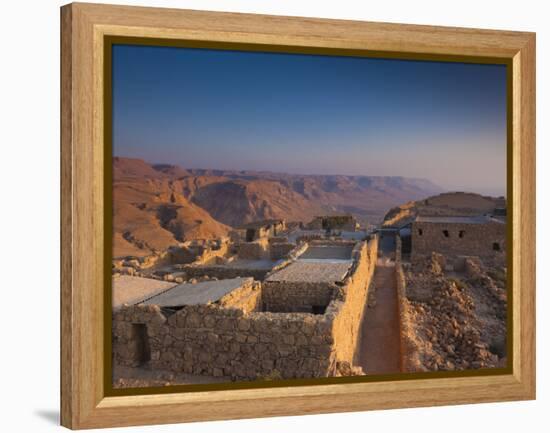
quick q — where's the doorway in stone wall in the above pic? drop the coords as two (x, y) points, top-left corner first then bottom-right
(132, 323), (151, 366)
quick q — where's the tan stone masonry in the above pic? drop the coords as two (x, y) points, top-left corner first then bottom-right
(113, 236), (379, 380)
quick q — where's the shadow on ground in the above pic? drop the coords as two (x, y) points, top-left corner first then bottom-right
(35, 409), (59, 425)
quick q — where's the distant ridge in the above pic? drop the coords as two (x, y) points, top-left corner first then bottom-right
(113, 157), (444, 257)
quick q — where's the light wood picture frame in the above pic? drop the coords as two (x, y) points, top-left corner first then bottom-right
(60, 2), (535, 429)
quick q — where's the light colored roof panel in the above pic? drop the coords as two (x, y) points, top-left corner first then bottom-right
(266, 261), (351, 283)
(140, 277), (252, 307)
(219, 259), (279, 270)
(112, 276), (176, 310)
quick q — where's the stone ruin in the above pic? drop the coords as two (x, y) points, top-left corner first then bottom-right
(112, 237), (378, 381)
(410, 215), (506, 264)
(232, 219), (287, 243)
(306, 214), (359, 232)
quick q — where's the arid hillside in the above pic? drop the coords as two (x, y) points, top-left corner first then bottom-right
(383, 192), (505, 228)
(113, 158), (231, 258)
(185, 169), (442, 226)
(113, 157), (443, 257)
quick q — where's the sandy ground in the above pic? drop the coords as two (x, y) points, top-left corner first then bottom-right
(358, 262), (401, 374)
(112, 365), (230, 389)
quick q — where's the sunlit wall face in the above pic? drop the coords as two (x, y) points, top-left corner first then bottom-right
(113, 45), (507, 196)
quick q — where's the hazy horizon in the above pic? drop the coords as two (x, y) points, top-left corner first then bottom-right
(115, 154), (505, 198)
(113, 45), (507, 196)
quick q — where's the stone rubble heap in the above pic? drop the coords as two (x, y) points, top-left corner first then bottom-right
(402, 253), (506, 371)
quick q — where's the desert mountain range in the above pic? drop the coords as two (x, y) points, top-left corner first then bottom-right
(113, 156), (443, 258)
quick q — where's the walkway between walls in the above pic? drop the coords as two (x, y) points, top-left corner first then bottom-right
(358, 259), (402, 374)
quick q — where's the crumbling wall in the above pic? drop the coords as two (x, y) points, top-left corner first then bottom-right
(113, 252), (167, 276)
(218, 280), (262, 313)
(296, 234), (324, 243)
(191, 241), (230, 265)
(464, 256), (484, 278)
(269, 242), (295, 260)
(395, 262), (423, 372)
(329, 236), (378, 365)
(236, 238), (269, 260)
(165, 247), (198, 265)
(396, 254), (506, 372)
(307, 215), (357, 231)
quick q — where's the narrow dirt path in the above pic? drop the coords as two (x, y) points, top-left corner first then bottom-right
(358, 260), (401, 374)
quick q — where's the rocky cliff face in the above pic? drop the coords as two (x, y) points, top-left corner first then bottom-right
(113, 158), (231, 258)
(113, 157), (443, 257)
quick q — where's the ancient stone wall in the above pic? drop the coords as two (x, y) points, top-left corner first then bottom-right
(176, 265), (271, 281)
(307, 215), (357, 231)
(261, 281), (335, 313)
(236, 238), (269, 260)
(113, 238), (379, 381)
(190, 241), (230, 265)
(395, 262), (422, 372)
(329, 236), (378, 364)
(113, 304), (334, 380)
(269, 242), (295, 260)
(395, 235), (402, 264)
(411, 220), (506, 262)
(165, 247), (197, 265)
(217, 279), (262, 313)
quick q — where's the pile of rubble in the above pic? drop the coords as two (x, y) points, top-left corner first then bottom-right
(403, 253), (507, 371)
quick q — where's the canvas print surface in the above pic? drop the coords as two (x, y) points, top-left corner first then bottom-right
(110, 44), (508, 389)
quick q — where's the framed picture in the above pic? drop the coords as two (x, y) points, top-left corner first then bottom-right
(60, 2), (535, 429)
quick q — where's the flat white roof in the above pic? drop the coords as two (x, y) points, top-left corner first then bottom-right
(140, 277), (252, 307)
(266, 261), (352, 283)
(112, 276), (176, 310)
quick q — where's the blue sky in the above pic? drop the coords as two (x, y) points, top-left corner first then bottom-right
(112, 44), (507, 195)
